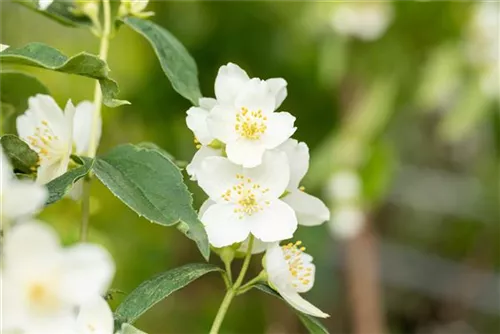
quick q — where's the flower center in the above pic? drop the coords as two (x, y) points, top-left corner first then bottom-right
(221, 174), (270, 219)
(27, 120), (67, 164)
(282, 241), (312, 288)
(235, 107), (268, 140)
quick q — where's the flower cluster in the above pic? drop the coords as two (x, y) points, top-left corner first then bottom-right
(186, 63), (330, 317)
(1, 148), (116, 333)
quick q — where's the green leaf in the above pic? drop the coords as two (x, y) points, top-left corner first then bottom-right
(0, 71), (50, 134)
(123, 17), (202, 105)
(120, 323), (148, 334)
(16, 0), (93, 28)
(253, 284), (330, 334)
(0, 134), (39, 174)
(114, 263), (222, 325)
(45, 156), (94, 205)
(92, 144), (210, 260)
(0, 43), (128, 107)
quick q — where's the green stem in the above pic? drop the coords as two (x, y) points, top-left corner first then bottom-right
(223, 258), (233, 286)
(236, 270), (266, 295)
(209, 236), (254, 334)
(80, 178), (91, 242)
(80, 0), (112, 242)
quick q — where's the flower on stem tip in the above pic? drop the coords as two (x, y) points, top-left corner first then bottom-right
(2, 220), (115, 333)
(16, 94), (100, 185)
(196, 151), (297, 248)
(1, 148), (47, 224)
(195, 63), (295, 168)
(265, 242), (329, 318)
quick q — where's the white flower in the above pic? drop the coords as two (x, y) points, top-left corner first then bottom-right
(279, 139), (330, 226)
(207, 63), (296, 168)
(0, 43), (9, 52)
(16, 95), (100, 185)
(186, 98), (218, 146)
(38, 0), (54, 10)
(76, 295), (114, 334)
(17, 95), (76, 184)
(265, 242), (329, 318)
(2, 221), (115, 333)
(1, 148), (47, 224)
(326, 170), (361, 201)
(196, 151), (297, 247)
(330, 3), (393, 41)
(186, 146), (222, 181)
(328, 206), (364, 239)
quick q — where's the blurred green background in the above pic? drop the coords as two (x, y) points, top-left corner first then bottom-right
(1, 1), (499, 333)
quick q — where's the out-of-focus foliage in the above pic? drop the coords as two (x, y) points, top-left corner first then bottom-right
(1, 1), (498, 333)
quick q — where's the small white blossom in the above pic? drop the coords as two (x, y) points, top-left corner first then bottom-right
(196, 151), (297, 247)
(328, 206), (364, 239)
(207, 63), (296, 168)
(16, 95), (100, 185)
(186, 146), (222, 181)
(1, 148), (47, 224)
(186, 98), (218, 146)
(279, 139), (330, 227)
(76, 295), (114, 334)
(38, 0), (53, 10)
(330, 2), (393, 41)
(265, 242), (329, 318)
(2, 221), (115, 333)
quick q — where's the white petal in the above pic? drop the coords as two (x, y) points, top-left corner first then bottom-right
(199, 198), (215, 216)
(248, 200), (297, 242)
(214, 63), (250, 104)
(199, 97), (217, 110)
(20, 94), (66, 140)
(237, 236), (269, 254)
(235, 78), (276, 114)
(276, 139), (309, 190)
(60, 244), (115, 305)
(36, 160), (68, 184)
(0, 44), (9, 52)
(292, 262), (316, 293)
(76, 295), (114, 334)
(72, 101), (100, 155)
(186, 146), (223, 181)
(245, 150), (289, 198)
(279, 287), (329, 318)
(196, 156), (241, 202)
(225, 140), (266, 168)
(206, 104), (238, 143)
(282, 190), (330, 226)
(264, 242), (292, 280)
(4, 220), (60, 273)
(261, 112), (296, 149)
(186, 106), (213, 145)
(328, 206), (364, 239)
(266, 78), (287, 109)
(2, 180), (47, 221)
(38, 0), (54, 10)
(202, 203), (251, 247)
(64, 99), (76, 150)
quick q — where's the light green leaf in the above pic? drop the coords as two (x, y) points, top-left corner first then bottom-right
(0, 71), (50, 134)
(45, 156), (94, 205)
(0, 134), (39, 174)
(114, 263), (223, 325)
(92, 144), (209, 260)
(0, 43), (128, 107)
(16, 0), (93, 28)
(123, 17), (202, 105)
(253, 284), (330, 334)
(120, 323), (147, 334)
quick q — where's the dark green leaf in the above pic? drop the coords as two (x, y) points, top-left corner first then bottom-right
(0, 134), (39, 174)
(0, 71), (50, 134)
(0, 43), (128, 107)
(45, 157), (94, 205)
(114, 263), (222, 325)
(123, 17), (202, 105)
(16, 0), (93, 28)
(253, 284), (330, 334)
(92, 144), (209, 260)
